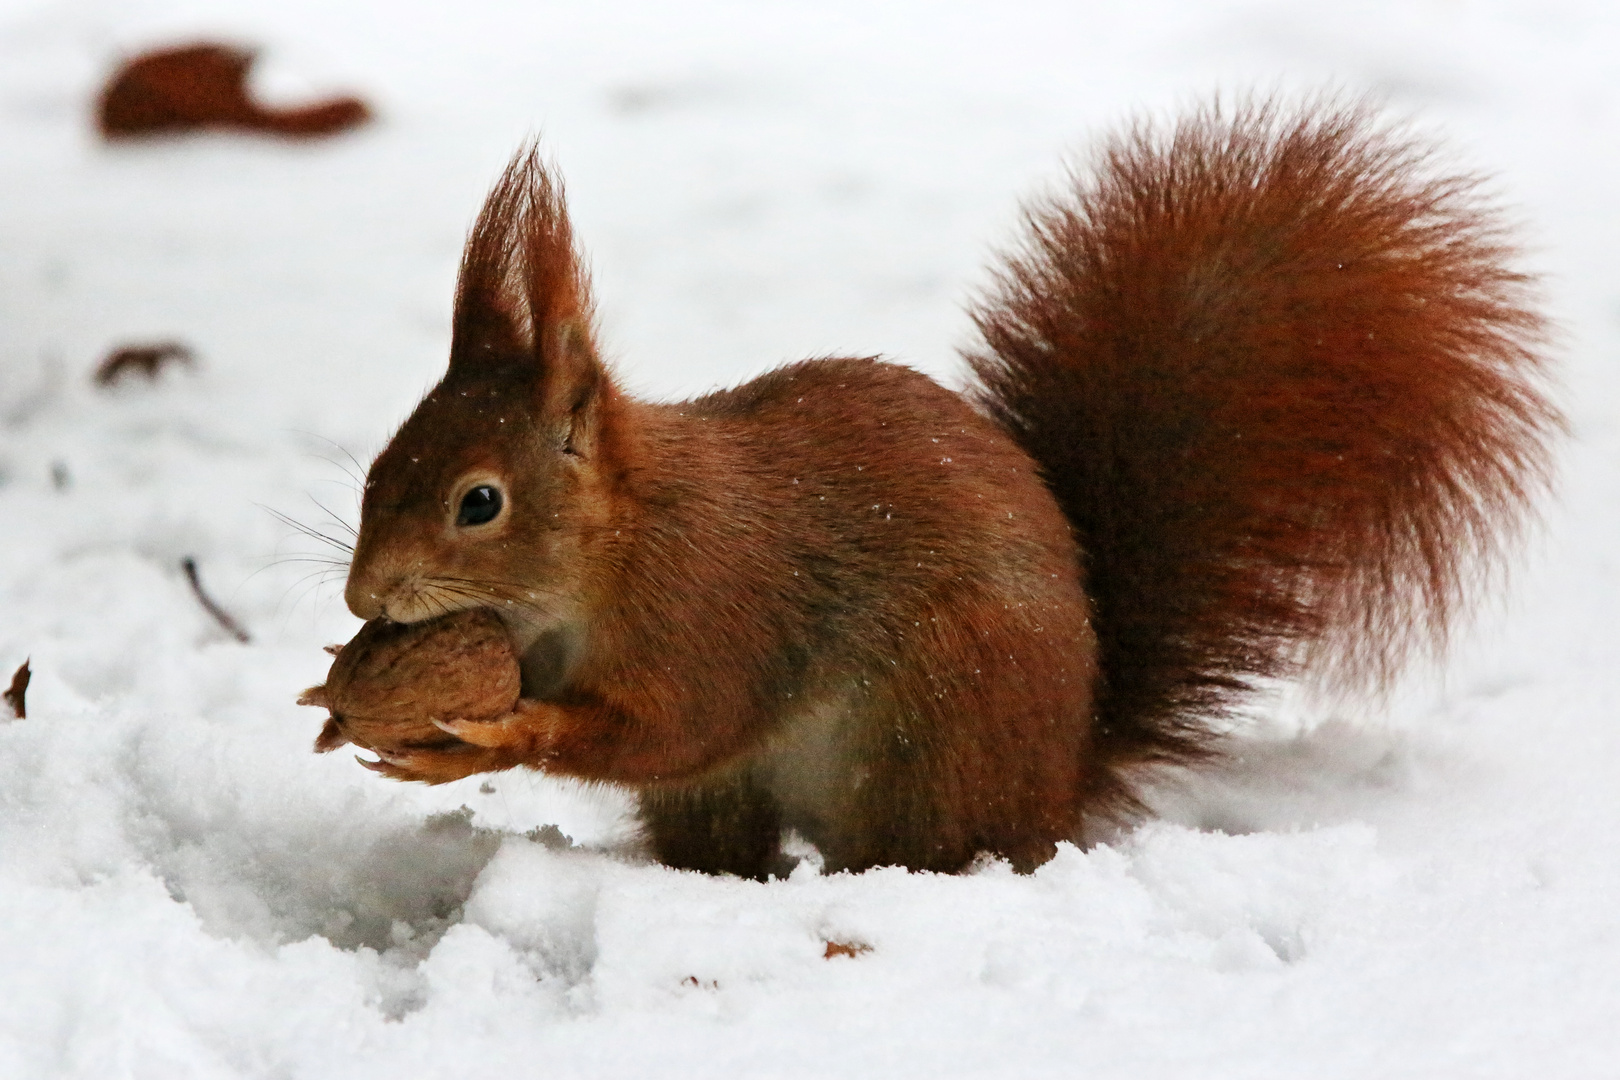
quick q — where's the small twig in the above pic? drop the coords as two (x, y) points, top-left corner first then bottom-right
(3, 659), (29, 719)
(182, 556), (251, 643)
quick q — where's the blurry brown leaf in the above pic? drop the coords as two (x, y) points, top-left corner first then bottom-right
(823, 940), (872, 960)
(97, 42), (371, 140)
(93, 341), (195, 387)
(4, 660), (30, 720)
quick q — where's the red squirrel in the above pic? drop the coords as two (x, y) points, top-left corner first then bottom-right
(337, 99), (1558, 877)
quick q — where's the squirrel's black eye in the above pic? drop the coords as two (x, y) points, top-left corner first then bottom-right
(456, 485), (503, 527)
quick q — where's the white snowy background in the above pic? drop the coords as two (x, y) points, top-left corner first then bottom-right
(1, 1), (1616, 1076)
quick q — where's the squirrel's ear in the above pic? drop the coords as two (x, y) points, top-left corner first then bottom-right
(447, 143), (603, 406)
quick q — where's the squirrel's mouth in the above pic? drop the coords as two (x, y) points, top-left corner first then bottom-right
(346, 572), (484, 626)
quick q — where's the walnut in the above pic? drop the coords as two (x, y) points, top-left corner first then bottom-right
(298, 608), (520, 753)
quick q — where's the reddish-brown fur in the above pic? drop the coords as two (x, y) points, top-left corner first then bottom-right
(97, 43), (370, 140)
(966, 100), (1558, 779)
(339, 102), (1558, 877)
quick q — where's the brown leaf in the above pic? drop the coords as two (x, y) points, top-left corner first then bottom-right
(93, 342), (195, 387)
(4, 659), (30, 720)
(97, 42), (371, 140)
(822, 940), (872, 960)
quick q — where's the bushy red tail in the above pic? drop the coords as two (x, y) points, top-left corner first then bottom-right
(965, 99), (1560, 771)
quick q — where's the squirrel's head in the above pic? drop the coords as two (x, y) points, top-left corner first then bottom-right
(346, 146), (626, 643)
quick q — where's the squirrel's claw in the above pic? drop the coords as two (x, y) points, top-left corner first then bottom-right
(356, 751), (433, 779)
(297, 684), (331, 709)
(356, 752), (410, 779)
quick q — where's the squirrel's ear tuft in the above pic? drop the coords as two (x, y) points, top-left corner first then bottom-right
(448, 143), (601, 399)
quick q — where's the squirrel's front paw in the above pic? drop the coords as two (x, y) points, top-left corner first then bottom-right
(354, 742), (513, 784)
(432, 698), (563, 758)
(345, 700), (562, 784)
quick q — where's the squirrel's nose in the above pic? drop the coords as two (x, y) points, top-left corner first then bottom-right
(343, 556), (388, 621)
(344, 580), (384, 621)
(344, 533), (406, 621)
(345, 553), (431, 623)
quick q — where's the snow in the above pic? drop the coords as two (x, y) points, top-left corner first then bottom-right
(2, 0), (1617, 1076)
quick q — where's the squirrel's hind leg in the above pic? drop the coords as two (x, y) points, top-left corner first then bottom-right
(639, 772), (787, 880)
